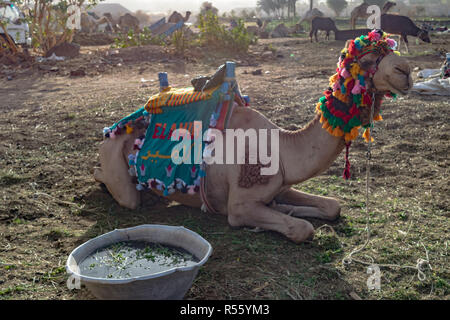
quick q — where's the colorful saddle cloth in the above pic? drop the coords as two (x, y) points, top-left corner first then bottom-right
(103, 62), (245, 197)
(134, 87), (222, 195)
(145, 86), (216, 114)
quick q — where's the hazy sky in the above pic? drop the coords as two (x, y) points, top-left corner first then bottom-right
(102, 0), (259, 13)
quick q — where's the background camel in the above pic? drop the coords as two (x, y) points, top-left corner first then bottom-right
(299, 7), (324, 26)
(381, 14), (431, 53)
(168, 11), (191, 24)
(80, 12), (113, 34)
(247, 20), (269, 38)
(350, 1), (396, 29)
(94, 37), (412, 244)
(103, 12), (120, 33)
(118, 13), (140, 33)
(310, 17), (338, 42)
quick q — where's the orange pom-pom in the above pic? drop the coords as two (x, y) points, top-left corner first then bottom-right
(126, 125), (133, 134)
(332, 127), (344, 137)
(363, 128), (374, 142)
(373, 114), (383, 121)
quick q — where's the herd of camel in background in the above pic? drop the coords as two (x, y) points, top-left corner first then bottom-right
(307, 1), (431, 53)
(80, 1), (432, 54)
(80, 10), (192, 35)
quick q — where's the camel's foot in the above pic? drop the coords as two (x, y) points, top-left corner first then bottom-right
(271, 202), (340, 221)
(227, 202), (315, 244)
(274, 189), (341, 221)
(286, 219), (315, 243)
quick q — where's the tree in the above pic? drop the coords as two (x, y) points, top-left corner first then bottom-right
(200, 1), (219, 16)
(257, 0), (277, 16)
(11, 0), (104, 54)
(287, 0), (298, 17)
(326, 0), (348, 17)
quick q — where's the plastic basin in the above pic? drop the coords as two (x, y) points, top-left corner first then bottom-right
(66, 224), (212, 300)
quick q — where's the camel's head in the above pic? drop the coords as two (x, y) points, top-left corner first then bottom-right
(339, 30), (412, 96)
(383, 1), (396, 11)
(417, 29), (431, 43)
(319, 30), (413, 142)
(361, 47), (413, 96)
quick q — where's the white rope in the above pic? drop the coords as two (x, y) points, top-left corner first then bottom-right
(341, 94), (432, 282)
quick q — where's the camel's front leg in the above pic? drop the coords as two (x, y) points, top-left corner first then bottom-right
(274, 188), (341, 221)
(227, 200), (314, 243)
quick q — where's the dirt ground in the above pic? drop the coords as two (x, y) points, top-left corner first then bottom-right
(0, 33), (448, 300)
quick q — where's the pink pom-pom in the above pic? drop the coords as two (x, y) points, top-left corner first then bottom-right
(340, 68), (351, 79)
(351, 81), (362, 95)
(333, 81), (340, 92)
(368, 30), (381, 42)
(386, 38), (397, 50)
(110, 132), (116, 139)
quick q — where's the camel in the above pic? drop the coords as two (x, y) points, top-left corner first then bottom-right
(299, 8), (324, 26)
(168, 11), (192, 24)
(80, 12), (113, 34)
(247, 20), (269, 38)
(94, 32), (413, 243)
(103, 13), (120, 33)
(350, 1), (396, 29)
(118, 13), (140, 33)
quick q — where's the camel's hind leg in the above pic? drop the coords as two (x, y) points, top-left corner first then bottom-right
(227, 199), (314, 243)
(274, 188), (341, 221)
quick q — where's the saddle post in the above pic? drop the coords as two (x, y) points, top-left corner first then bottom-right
(158, 72), (169, 92)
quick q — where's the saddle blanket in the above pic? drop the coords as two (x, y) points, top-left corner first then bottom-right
(133, 88), (223, 195)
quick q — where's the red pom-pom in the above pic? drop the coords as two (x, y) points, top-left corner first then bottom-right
(348, 41), (359, 56)
(347, 79), (355, 92)
(363, 93), (372, 106)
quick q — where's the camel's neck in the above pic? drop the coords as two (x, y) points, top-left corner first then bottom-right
(280, 114), (345, 185)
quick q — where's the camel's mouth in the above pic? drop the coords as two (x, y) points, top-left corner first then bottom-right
(387, 81), (410, 96)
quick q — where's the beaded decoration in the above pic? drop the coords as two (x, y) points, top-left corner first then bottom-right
(316, 29), (399, 144)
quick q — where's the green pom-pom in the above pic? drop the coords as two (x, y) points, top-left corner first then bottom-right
(353, 94), (361, 106)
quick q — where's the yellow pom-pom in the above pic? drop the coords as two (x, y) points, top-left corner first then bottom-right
(126, 125), (133, 134)
(329, 73), (339, 86)
(363, 128), (374, 142)
(320, 114), (326, 123)
(316, 102), (322, 113)
(394, 51), (401, 56)
(333, 91), (349, 103)
(350, 63), (360, 79)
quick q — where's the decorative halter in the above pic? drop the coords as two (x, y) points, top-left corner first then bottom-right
(315, 29), (400, 179)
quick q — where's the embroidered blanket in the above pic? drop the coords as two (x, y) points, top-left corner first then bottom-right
(133, 88), (222, 195)
(103, 62), (245, 197)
